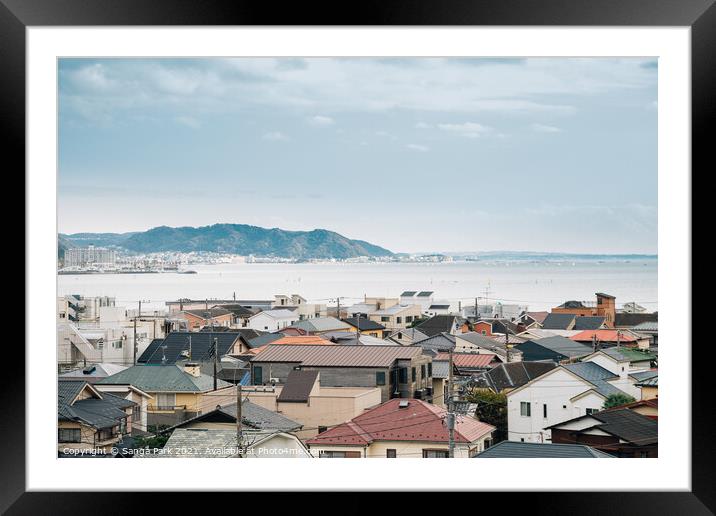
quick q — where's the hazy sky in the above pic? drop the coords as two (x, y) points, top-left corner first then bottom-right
(58, 57), (657, 254)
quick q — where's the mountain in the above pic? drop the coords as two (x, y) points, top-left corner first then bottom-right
(61, 224), (394, 260)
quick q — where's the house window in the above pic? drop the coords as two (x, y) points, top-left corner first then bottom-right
(520, 402), (531, 417)
(58, 428), (81, 443)
(155, 393), (176, 409)
(386, 449), (397, 458)
(398, 367), (408, 383)
(381, 316), (390, 322)
(427, 363), (432, 377)
(586, 408), (597, 415)
(319, 451), (361, 458)
(421, 364), (426, 379)
(411, 367), (416, 382)
(481, 330), (487, 335)
(422, 449), (449, 458)
(543, 404), (548, 418)
(376, 371), (386, 386)
(318, 426), (328, 434)
(253, 366), (263, 385)
(397, 317), (402, 324)
(406, 316), (413, 323)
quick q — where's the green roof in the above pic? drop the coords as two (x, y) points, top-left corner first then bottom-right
(97, 364), (232, 393)
(602, 348), (657, 362)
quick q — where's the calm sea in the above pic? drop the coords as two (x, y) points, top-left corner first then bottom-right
(57, 259), (658, 314)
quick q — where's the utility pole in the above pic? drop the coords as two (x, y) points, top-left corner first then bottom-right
(616, 330), (621, 349)
(213, 336), (218, 391)
(236, 384), (243, 458)
(447, 347), (455, 458)
(188, 335), (192, 361)
(133, 303), (138, 366)
(336, 297), (341, 320)
(475, 297), (479, 320)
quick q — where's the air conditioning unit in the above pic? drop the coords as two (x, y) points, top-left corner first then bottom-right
(270, 377), (280, 384)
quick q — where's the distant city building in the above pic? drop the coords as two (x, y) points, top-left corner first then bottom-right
(64, 245), (117, 267)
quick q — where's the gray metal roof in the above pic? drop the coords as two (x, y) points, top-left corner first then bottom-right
(631, 321), (658, 332)
(97, 364), (232, 392)
(290, 317), (352, 333)
(475, 440), (614, 458)
(530, 336), (594, 358)
(431, 361), (451, 379)
(414, 332), (456, 351)
(562, 362), (626, 397)
(573, 316), (607, 330)
(541, 313), (577, 329)
(162, 400), (302, 433)
(251, 344), (422, 367)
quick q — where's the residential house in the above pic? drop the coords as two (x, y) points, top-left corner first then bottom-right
(616, 398), (658, 419)
(631, 321), (658, 347)
(166, 298), (273, 313)
(342, 317), (386, 338)
(58, 380), (137, 454)
(433, 352), (499, 375)
(399, 290), (435, 312)
(467, 362), (557, 394)
(425, 302), (452, 316)
(97, 363), (236, 427)
(92, 382), (153, 432)
(305, 398), (495, 458)
(635, 375), (658, 400)
(453, 332), (522, 362)
(516, 328), (583, 341)
(249, 344), (432, 402)
(288, 316), (353, 335)
(540, 314), (608, 331)
(505, 354), (645, 442)
(273, 294), (327, 320)
(157, 428), (312, 458)
(414, 332), (456, 354)
(216, 304), (255, 326)
(513, 336), (594, 363)
(244, 370), (383, 439)
(550, 292), (617, 327)
(516, 311), (550, 328)
(138, 331), (250, 364)
(386, 327), (429, 346)
(325, 332), (392, 346)
(247, 309), (300, 331)
(474, 440), (613, 458)
(368, 304), (422, 331)
(177, 308), (234, 330)
(546, 408), (658, 457)
(614, 311), (658, 329)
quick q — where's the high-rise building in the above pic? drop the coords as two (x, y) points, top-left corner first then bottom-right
(64, 245), (117, 267)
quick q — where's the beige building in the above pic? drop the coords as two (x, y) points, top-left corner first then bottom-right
(306, 398), (494, 458)
(244, 370), (382, 439)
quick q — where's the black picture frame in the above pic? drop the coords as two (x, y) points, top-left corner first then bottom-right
(4, 0), (708, 513)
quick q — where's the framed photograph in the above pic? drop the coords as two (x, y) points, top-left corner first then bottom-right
(6, 0), (710, 512)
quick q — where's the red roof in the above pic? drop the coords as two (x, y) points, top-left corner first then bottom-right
(570, 330), (639, 343)
(434, 353), (496, 368)
(305, 398), (495, 446)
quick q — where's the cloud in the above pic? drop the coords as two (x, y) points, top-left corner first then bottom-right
(308, 115), (335, 127)
(262, 131), (288, 141)
(437, 122), (492, 138)
(531, 123), (561, 133)
(406, 143), (429, 152)
(415, 122), (431, 129)
(59, 57), (656, 126)
(174, 116), (201, 128)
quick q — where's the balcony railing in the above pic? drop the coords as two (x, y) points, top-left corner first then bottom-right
(147, 405), (187, 412)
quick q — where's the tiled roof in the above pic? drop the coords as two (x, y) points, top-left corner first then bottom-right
(615, 312), (658, 328)
(415, 315), (456, 337)
(138, 331), (242, 364)
(542, 313), (577, 330)
(251, 309), (298, 319)
(562, 362), (627, 397)
(433, 353), (496, 369)
(573, 316), (607, 330)
(181, 307), (233, 318)
(342, 317), (386, 331)
(158, 429), (292, 457)
(414, 332), (456, 351)
(475, 441), (614, 458)
(631, 321), (658, 332)
(97, 364), (232, 392)
(600, 348), (657, 362)
(58, 381), (135, 429)
(251, 344), (422, 367)
(525, 311), (549, 324)
(277, 370), (319, 402)
(163, 400), (302, 433)
(306, 398), (494, 446)
(246, 333), (284, 348)
(523, 336), (594, 358)
(635, 375), (658, 387)
(548, 408), (658, 446)
(469, 362), (557, 392)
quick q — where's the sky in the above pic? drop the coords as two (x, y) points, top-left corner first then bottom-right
(58, 57), (658, 254)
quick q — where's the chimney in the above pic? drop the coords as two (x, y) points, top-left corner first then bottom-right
(184, 362), (201, 377)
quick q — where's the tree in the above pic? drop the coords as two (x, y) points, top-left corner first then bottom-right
(465, 389), (507, 442)
(602, 393), (636, 409)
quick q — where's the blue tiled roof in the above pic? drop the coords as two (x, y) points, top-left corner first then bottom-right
(562, 362), (627, 397)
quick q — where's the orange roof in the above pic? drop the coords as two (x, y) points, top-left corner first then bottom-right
(271, 335), (331, 345)
(570, 330), (638, 342)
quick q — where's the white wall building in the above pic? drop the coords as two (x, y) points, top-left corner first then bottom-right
(247, 309), (300, 331)
(506, 351), (644, 443)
